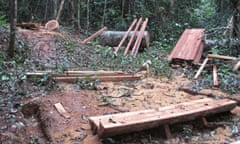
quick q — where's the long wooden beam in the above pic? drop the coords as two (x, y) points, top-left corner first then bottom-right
(26, 71), (125, 78)
(81, 27), (107, 45)
(194, 57), (209, 79)
(133, 18), (149, 57)
(124, 18), (142, 56)
(52, 74), (142, 83)
(114, 19), (137, 54)
(89, 98), (236, 137)
(207, 54), (238, 60)
(213, 64), (219, 87)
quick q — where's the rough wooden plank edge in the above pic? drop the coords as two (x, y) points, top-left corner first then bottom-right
(89, 98), (236, 137)
(194, 57), (209, 79)
(52, 74), (142, 83)
(54, 102), (70, 119)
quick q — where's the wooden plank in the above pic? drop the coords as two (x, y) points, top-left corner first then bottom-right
(207, 54), (238, 60)
(52, 74), (142, 83)
(81, 27), (107, 45)
(213, 64), (219, 87)
(114, 19), (137, 54)
(194, 57), (209, 79)
(89, 98), (236, 137)
(124, 18), (142, 56)
(54, 102), (70, 119)
(26, 71), (125, 78)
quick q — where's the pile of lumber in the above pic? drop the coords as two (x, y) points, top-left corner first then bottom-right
(100, 17), (149, 57)
(26, 70), (142, 83)
(194, 54), (239, 87)
(168, 29), (205, 64)
(89, 98), (236, 137)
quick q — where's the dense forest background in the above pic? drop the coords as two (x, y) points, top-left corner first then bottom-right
(0, 0), (238, 39)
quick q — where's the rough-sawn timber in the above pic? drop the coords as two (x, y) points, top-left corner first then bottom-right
(89, 98), (236, 137)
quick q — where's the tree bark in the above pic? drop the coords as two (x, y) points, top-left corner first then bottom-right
(99, 31), (150, 49)
(8, 0), (17, 58)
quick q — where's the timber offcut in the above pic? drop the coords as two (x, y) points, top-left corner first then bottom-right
(168, 29), (205, 64)
(89, 98), (236, 137)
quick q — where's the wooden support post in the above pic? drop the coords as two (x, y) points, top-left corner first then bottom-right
(201, 117), (208, 127)
(164, 124), (173, 140)
(213, 64), (219, 87)
(207, 54), (238, 60)
(194, 57), (209, 79)
(124, 18), (142, 56)
(114, 19), (137, 54)
(81, 27), (107, 45)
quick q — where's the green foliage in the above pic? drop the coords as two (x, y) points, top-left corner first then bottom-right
(0, 15), (7, 27)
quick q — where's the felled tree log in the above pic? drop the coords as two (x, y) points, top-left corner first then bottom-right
(99, 31), (150, 49)
(16, 22), (41, 30)
(45, 20), (59, 31)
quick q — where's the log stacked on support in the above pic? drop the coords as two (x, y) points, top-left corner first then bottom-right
(99, 31), (150, 48)
(89, 98), (236, 137)
(99, 17), (149, 57)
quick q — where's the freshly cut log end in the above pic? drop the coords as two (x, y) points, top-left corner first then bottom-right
(45, 20), (59, 31)
(99, 31), (150, 49)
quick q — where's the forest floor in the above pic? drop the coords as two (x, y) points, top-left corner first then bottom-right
(0, 26), (240, 144)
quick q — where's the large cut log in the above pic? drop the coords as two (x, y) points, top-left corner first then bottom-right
(16, 22), (41, 30)
(99, 31), (150, 49)
(89, 98), (236, 137)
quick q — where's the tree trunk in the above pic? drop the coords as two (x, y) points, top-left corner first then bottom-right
(56, 0), (65, 21)
(99, 31), (150, 49)
(8, 0), (17, 58)
(77, 0), (81, 30)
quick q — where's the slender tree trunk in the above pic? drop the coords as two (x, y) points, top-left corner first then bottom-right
(8, 0), (17, 58)
(77, 0), (81, 30)
(86, 0), (90, 33)
(102, 0), (107, 27)
(56, 0), (65, 21)
(44, 0), (49, 20)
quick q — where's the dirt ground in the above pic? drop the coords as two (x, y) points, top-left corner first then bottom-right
(0, 27), (240, 144)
